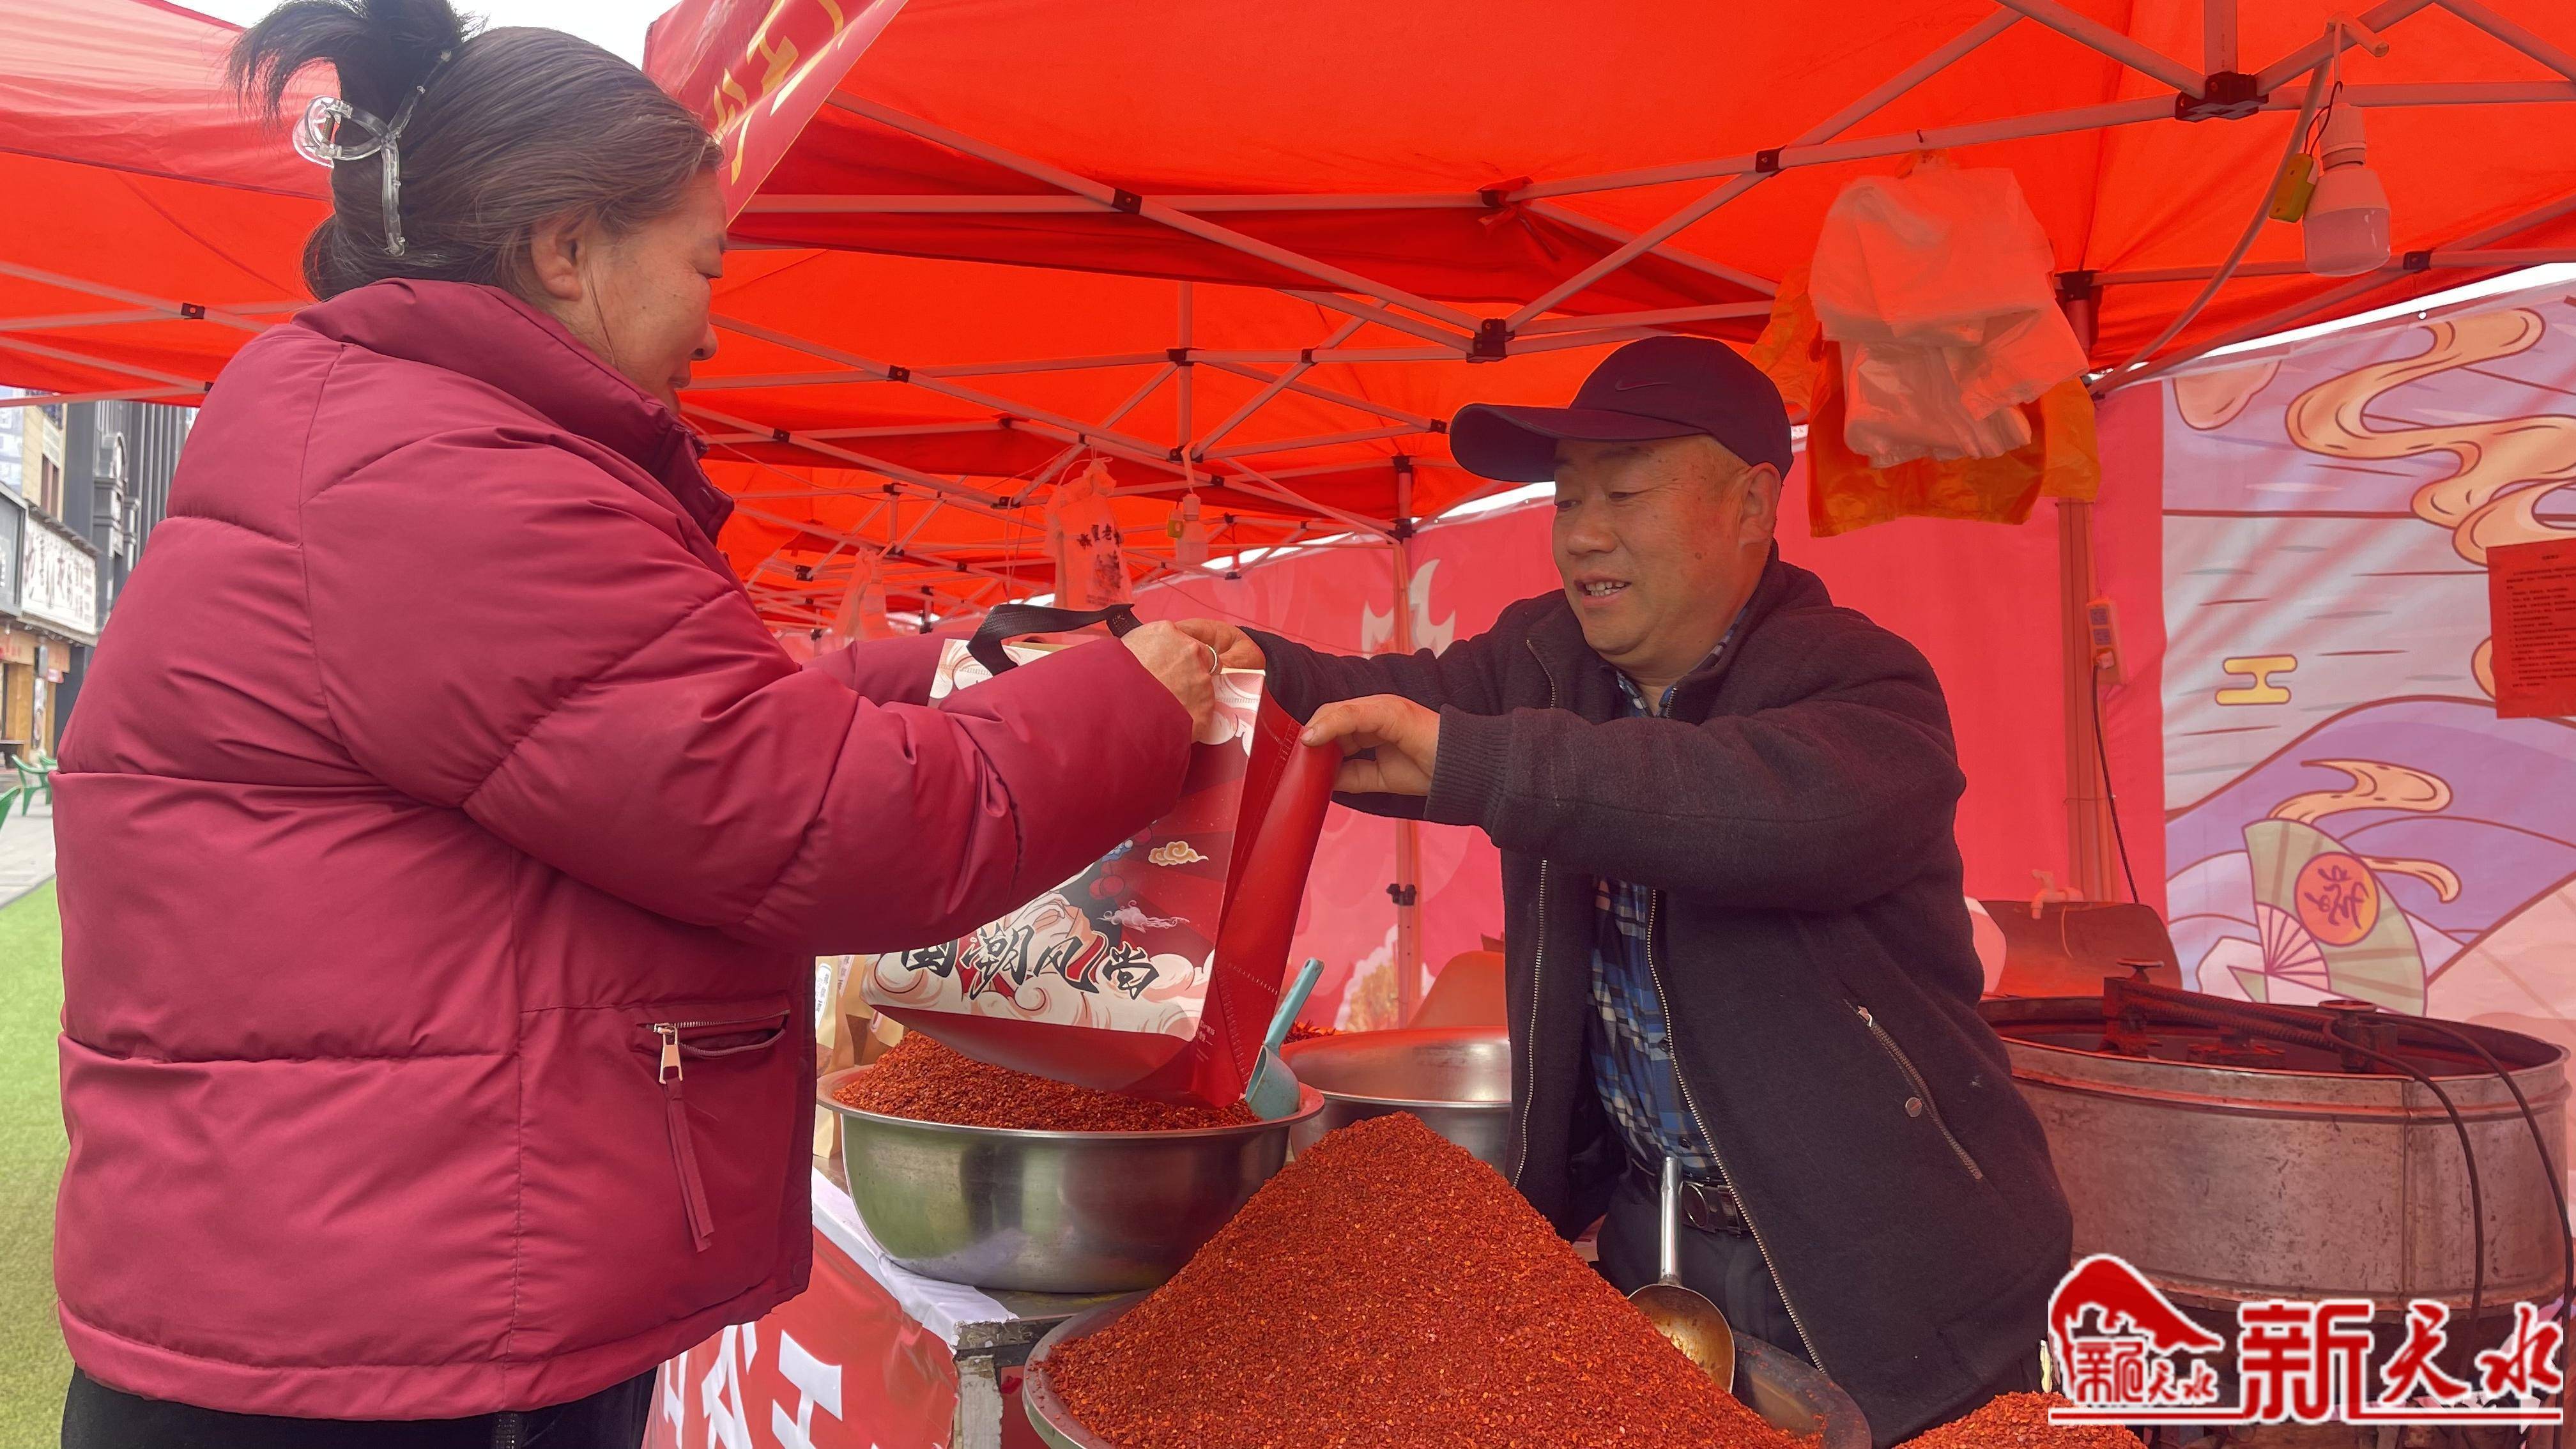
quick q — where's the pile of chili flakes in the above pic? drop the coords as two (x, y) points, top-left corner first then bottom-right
(1894, 1393), (2143, 1449)
(835, 1033), (1255, 1132)
(1045, 1112), (1802, 1448)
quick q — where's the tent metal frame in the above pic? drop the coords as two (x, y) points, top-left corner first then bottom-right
(8, 0), (2575, 1009)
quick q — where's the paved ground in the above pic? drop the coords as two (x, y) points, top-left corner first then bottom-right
(0, 807), (61, 1445)
(0, 806), (54, 914)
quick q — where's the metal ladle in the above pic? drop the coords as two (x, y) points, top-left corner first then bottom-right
(1627, 1155), (1738, 1389)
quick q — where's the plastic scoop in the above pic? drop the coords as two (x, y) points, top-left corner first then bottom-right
(1243, 957), (1324, 1121)
(1628, 1155), (1737, 1389)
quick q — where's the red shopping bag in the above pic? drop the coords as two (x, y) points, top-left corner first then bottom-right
(861, 606), (1339, 1107)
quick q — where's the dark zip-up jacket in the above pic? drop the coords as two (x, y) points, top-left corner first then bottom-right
(1250, 554), (2071, 1444)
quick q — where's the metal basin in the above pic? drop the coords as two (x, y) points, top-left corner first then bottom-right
(1280, 1027), (1512, 1170)
(1022, 1295), (1869, 1449)
(1985, 995), (2569, 1314)
(820, 1066), (1322, 1294)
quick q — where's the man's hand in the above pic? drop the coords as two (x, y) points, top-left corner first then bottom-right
(1120, 622), (1220, 739)
(1300, 694), (1440, 797)
(1164, 618), (1266, 670)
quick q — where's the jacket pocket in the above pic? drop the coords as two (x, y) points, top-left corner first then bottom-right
(1849, 1001), (1984, 1182)
(634, 1011), (792, 1253)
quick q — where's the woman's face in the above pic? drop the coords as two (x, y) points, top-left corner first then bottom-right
(527, 171), (726, 410)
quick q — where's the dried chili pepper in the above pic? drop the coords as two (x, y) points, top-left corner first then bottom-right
(1895, 1393), (2143, 1449)
(1045, 1112), (1802, 1448)
(836, 1033), (1255, 1132)
(1282, 1020), (1335, 1043)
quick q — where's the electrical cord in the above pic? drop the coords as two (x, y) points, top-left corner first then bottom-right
(2120, 992), (2487, 1381)
(2395, 1016), (2573, 1415)
(2090, 671), (2141, 904)
(2103, 56), (2334, 381)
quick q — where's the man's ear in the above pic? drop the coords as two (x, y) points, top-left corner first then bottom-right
(1740, 463), (1784, 543)
(525, 213), (589, 305)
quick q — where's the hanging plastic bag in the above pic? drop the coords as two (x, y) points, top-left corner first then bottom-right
(1809, 155), (2088, 466)
(1045, 458), (1133, 609)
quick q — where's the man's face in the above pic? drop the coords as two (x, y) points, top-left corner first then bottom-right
(1551, 435), (1779, 686)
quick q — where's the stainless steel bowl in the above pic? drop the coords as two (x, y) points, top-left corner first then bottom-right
(820, 1065), (1322, 1293)
(1279, 1027), (1513, 1170)
(1022, 1296), (1871, 1449)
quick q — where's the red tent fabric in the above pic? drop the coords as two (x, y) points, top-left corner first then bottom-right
(8, 0), (2575, 618)
(658, 0), (2576, 366)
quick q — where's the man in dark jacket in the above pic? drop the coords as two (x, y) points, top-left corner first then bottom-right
(1216, 337), (2073, 1445)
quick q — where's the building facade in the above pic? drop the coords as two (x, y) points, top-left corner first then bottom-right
(57, 399), (185, 737)
(0, 389), (180, 753)
(0, 390), (82, 754)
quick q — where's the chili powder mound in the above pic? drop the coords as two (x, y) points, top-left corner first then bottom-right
(835, 1034), (1255, 1132)
(1894, 1394), (2143, 1449)
(1043, 1112), (1801, 1448)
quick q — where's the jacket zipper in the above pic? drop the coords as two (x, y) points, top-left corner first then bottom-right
(1853, 1004), (1985, 1181)
(645, 1018), (788, 1255)
(1643, 889), (1832, 1375)
(1509, 641), (1559, 1190)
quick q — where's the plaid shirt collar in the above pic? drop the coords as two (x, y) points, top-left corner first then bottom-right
(1586, 612), (1743, 1181)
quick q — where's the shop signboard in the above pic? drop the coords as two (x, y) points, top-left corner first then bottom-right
(0, 493), (22, 615)
(20, 520), (96, 639)
(0, 388), (22, 495)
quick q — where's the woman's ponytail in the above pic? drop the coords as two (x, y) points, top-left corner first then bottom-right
(227, 0), (466, 128)
(227, 0), (716, 301)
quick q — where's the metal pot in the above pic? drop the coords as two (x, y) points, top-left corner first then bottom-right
(1280, 1027), (1513, 1170)
(1022, 1296), (1869, 1449)
(820, 1066), (1322, 1294)
(1985, 995), (2570, 1314)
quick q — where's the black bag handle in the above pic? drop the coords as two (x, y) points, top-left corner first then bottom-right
(968, 603), (1141, 677)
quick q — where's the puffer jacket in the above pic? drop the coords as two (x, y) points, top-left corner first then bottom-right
(52, 279), (1191, 1420)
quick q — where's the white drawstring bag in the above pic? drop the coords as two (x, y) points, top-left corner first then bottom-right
(1809, 156), (2089, 466)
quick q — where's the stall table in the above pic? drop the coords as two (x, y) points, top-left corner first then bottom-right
(645, 1164), (1121, 1449)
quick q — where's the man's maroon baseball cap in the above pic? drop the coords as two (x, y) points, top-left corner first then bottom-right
(1448, 335), (1794, 483)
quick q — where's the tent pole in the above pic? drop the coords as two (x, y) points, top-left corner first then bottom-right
(2204, 0), (2238, 73)
(1198, 359), (1445, 427)
(2057, 288), (2115, 902)
(1282, 291), (1478, 351)
(1391, 459), (1422, 1025)
(1991, 0), (2206, 95)
(1500, 10), (2014, 320)
(2431, 0), (2576, 82)
(825, 95), (1482, 333)
(1519, 203), (1778, 295)
(0, 385), (201, 408)
(2255, 0), (2433, 91)
(1193, 316), (1367, 456)
(2107, 189), (2576, 390)
(1200, 423), (1426, 462)
(0, 259), (282, 334)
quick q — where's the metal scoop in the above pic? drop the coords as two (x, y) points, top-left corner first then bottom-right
(1628, 1154), (1738, 1389)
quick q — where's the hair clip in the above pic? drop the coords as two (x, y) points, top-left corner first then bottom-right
(287, 48), (455, 258)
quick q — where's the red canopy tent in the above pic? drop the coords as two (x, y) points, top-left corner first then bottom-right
(2, 0), (2570, 982)
(13, 0), (2576, 578)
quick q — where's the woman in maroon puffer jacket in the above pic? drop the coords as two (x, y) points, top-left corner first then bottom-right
(52, 3), (1221, 1445)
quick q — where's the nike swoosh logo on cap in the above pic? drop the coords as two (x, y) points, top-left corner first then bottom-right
(1613, 379), (1673, 390)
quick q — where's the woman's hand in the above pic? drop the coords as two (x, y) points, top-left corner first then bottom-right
(1300, 694), (1440, 797)
(1164, 618), (1266, 670)
(1122, 622), (1222, 738)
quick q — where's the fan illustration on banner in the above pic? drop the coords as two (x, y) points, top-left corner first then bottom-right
(2211, 760), (2458, 1013)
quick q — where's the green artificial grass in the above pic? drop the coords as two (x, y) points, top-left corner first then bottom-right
(0, 882), (65, 1445)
